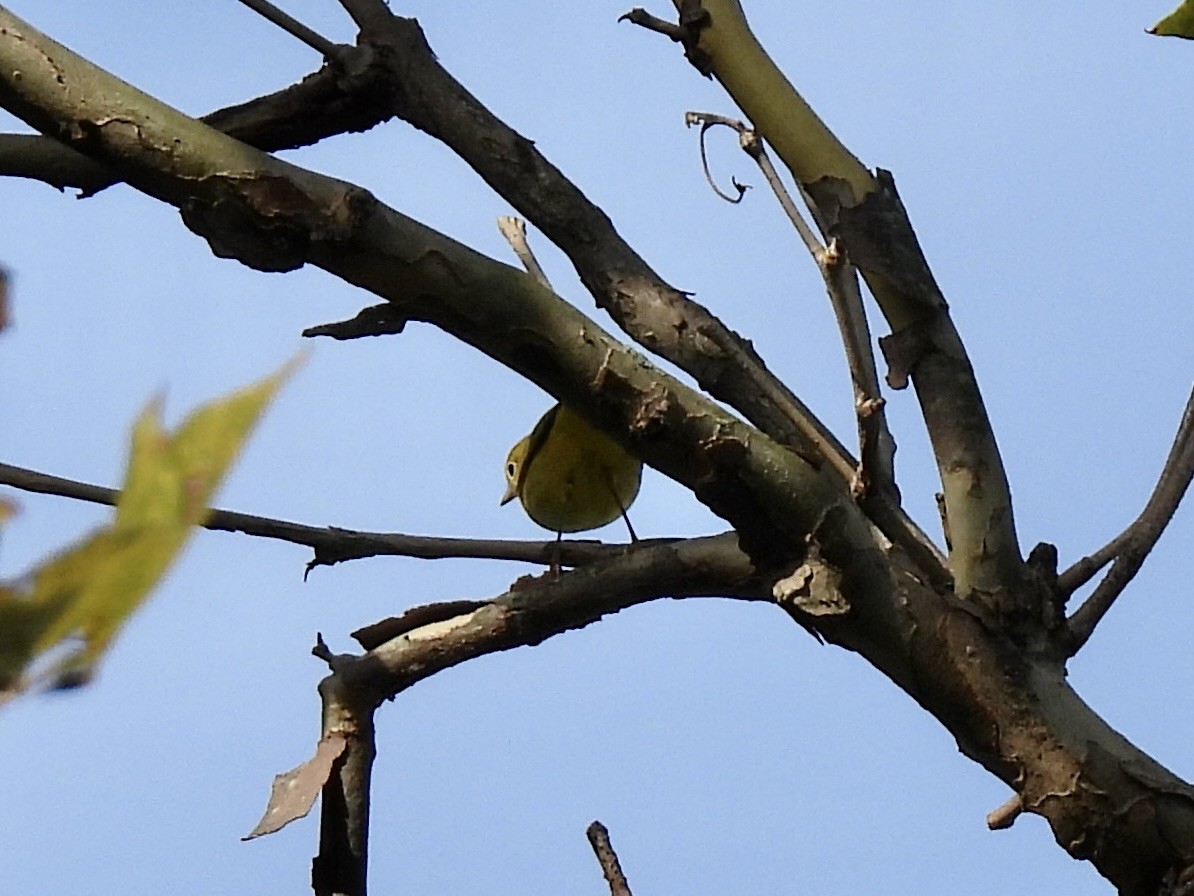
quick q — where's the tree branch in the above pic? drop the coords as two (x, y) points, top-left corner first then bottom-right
(683, 112), (946, 590)
(311, 637), (376, 896)
(0, 6), (873, 574)
(307, 534), (770, 711)
(11, 11), (1194, 892)
(0, 50), (390, 194)
(234, 0), (344, 61)
(0, 461), (665, 571)
(350, 12), (854, 479)
(587, 821), (635, 896)
(670, 0), (1025, 613)
(1061, 386), (1194, 655)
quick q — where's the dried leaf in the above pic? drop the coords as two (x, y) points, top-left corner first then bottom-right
(244, 734), (348, 840)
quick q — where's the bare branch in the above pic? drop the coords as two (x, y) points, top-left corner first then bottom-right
(497, 216), (552, 289)
(618, 8), (686, 42)
(687, 113), (750, 203)
(0, 133), (111, 192)
(234, 0), (343, 60)
(353, 13), (849, 478)
(685, 113), (819, 255)
(620, 4), (714, 76)
(311, 663), (376, 896)
(336, 0), (393, 32)
(299, 536), (769, 894)
(816, 239), (897, 501)
(0, 461), (667, 571)
(683, 114), (947, 589)
(675, 1), (1023, 610)
(0, 50), (389, 194)
(0, 8), (876, 570)
(1062, 386), (1194, 655)
(587, 821), (635, 896)
(314, 534), (768, 709)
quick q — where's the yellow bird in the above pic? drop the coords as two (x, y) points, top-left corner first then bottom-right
(502, 404), (642, 540)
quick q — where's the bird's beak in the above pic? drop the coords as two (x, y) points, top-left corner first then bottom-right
(500, 483), (518, 506)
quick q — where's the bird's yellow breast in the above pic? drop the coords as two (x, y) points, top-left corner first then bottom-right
(502, 405), (642, 534)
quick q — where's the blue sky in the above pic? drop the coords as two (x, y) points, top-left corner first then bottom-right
(2, 2), (1192, 893)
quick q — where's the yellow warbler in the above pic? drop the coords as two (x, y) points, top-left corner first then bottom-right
(501, 404), (641, 539)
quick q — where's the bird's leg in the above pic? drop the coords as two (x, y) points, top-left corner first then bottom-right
(603, 473), (638, 543)
(618, 504), (638, 543)
(550, 531), (563, 575)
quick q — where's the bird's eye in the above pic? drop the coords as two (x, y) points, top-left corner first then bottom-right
(506, 462), (517, 477)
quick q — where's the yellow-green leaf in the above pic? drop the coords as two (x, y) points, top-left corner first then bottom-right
(0, 359), (296, 699)
(1150, 1), (1194, 38)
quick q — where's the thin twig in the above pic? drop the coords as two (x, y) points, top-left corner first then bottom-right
(725, 115), (898, 501)
(0, 263), (9, 333)
(687, 113), (818, 254)
(0, 461), (668, 570)
(818, 238), (899, 501)
(684, 113), (947, 588)
(1063, 386), (1194, 655)
(683, 116), (860, 483)
(587, 821), (634, 896)
(497, 216), (552, 289)
(617, 8), (686, 42)
(687, 113), (749, 203)
(235, 0), (343, 60)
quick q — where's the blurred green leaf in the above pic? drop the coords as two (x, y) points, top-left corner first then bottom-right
(0, 360), (296, 701)
(1150, 1), (1194, 37)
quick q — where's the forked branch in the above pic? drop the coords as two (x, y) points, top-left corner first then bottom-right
(657, 0), (1023, 609)
(307, 534), (767, 710)
(1062, 386), (1194, 655)
(685, 112), (947, 589)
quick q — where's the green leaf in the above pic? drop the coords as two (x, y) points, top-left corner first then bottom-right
(1150, 1), (1194, 38)
(0, 360), (297, 700)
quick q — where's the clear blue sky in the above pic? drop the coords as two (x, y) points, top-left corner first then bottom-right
(2, 2), (1192, 893)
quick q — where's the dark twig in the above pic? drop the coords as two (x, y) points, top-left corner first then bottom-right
(687, 113), (749, 203)
(234, 0), (344, 60)
(0, 263), (9, 333)
(617, 8), (685, 42)
(1062, 386), (1194, 655)
(303, 303), (408, 340)
(587, 821), (634, 896)
(335, 0), (393, 32)
(0, 461), (668, 570)
(621, 4), (714, 76)
(497, 216), (552, 289)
